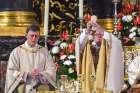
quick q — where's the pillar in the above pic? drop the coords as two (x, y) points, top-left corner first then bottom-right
(0, 0), (36, 26)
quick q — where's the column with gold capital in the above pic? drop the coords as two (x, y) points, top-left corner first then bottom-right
(0, 0), (36, 26)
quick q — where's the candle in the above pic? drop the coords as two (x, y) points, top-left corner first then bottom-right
(79, 0), (83, 18)
(44, 0), (49, 37)
(75, 38), (80, 75)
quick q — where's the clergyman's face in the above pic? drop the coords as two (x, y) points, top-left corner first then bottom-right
(94, 31), (104, 46)
(26, 30), (40, 47)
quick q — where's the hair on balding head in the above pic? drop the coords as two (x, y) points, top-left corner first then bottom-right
(26, 23), (40, 34)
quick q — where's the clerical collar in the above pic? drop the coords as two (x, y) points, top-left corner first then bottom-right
(25, 41), (38, 48)
(20, 41), (42, 53)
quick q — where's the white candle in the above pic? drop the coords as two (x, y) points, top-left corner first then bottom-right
(79, 0), (83, 18)
(75, 39), (80, 75)
(44, 0), (49, 37)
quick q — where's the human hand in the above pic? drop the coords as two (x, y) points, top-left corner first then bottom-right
(87, 21), (105, 32)
(90, 15), (97, 23)
(29, 69), (40, 80)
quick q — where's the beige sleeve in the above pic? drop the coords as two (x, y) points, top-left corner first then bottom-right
(40, 49), (56, 88)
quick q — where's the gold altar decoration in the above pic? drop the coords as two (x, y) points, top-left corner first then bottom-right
(0, 11), (41, 36)
(36, 75), (82, 93)
(123, 46), (140, 79)
(56, 75), (80, 93)
(97, 18), (114, 32)
(0, 11), (36, 26)
(37, 91), (56, 93)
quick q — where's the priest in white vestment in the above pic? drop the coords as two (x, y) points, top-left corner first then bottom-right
(95, 30), (124, 93)
(75, 15), (97, 93)
(5, 24), (56, 93)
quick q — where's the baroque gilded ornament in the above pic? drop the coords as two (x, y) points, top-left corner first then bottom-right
(49, 0), (78, 33)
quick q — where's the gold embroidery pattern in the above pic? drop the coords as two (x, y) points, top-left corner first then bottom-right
(123, 46), (140, 79)
(49, 0), (78, 32)
(20, 45), (43, 53)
